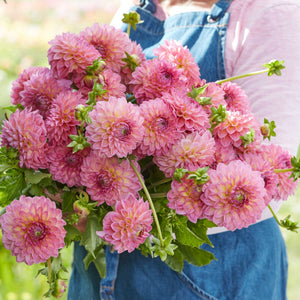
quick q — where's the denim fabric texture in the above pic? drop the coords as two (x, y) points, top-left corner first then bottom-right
(68, 0), (288, 299)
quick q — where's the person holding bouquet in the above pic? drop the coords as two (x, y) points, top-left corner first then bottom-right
(65, 0), (300, 299)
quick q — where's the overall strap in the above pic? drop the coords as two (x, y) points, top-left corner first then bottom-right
(209, 0), (234, 21)
(137, 0), (157, 14)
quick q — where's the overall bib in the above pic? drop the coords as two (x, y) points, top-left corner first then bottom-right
(68, 1), (288, 299)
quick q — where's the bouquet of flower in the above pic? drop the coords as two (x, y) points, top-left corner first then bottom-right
(0, 12), (299, 298)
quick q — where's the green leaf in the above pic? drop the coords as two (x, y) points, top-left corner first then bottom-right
(177, 244), (216, 267)
(62, 190), (77, 214)
(187, 220), (215, 247)
(262, 59), (285, 76)
(0, 168), (26, 206)
(80, 214), (102, 257)
(64, 224), (83, 247)
(84, 246), (106, 278)
(24, 169), (52, 184)
(165, 248), (184, 273)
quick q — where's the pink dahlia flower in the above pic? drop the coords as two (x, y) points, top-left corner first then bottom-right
(201, 160), (267, 231)
(45, 90), (86, 147)
(213, 110), (260, 148)
(1, 109), (49, 170)
(48, 32), (100, 80)
(162, 89), (210, 133)
(222, 81), (250, 113)
(154, 39), (201, 86)
(48, 146), (90, 187)
(213, 140), (237, 166)
(75, 68), (126, 100)
(260, 144), (298, 200)
(0, 195), (66, 265)
(96, 194), (153, 253)
(167, 176), (206, 223)
(86, 97), (144, 158)
(138, 98), (180, 156)
(154, 131), (216, 178)
(131, 58), (186, 103)
(197, 82), (227, 115)
(80, 23), (132, 73)
(241, 151), (279, 205)
(80, 152), (142, 205)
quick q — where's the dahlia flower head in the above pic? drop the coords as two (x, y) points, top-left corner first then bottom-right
(1, 108), (49, 170)
(86, 96), (144, 158)
(201, 160), (267, 231)
(97, 194), (153, 253)
(80, 152), (142, 206)
(0, 195), (66, 265)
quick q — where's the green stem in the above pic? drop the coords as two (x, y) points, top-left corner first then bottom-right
(150, 193), (168, 199)
(149, 178), (172, 188)
(129, 159), (164, 245)
(268, 204), (281, 226)
(216, 69), (268, 84)
(127, 24), (131, 36)
(274, 168), (294, 173)
(47, 258), (52, 286)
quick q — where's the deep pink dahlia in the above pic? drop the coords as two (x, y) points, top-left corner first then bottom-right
(80, 152), (142, 205)
(213, 110), (261, 148)
(201, 160), (267, 231)
(86, 97), (144, 158)
(80, 23), (132, 73)
(45, 90), (86, 147)
(138, 98), (180, 156)
(131, 58), (187, 103)
(167, 176), (206, 223)
(162, 89), (210, 133)
(47, 32), (100, 80)
(0, 195), (66, 265)
(1, 109), (49, 170)
(154, 131), (216, 178)
(154, 39), (201, 86)
(96, 194), (153, 253)
(48, 145), (90, 187)
(222, 81), (250, 113)
(260, 144), (298, 200)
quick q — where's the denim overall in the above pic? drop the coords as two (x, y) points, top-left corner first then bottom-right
(68, 1), (288, 299)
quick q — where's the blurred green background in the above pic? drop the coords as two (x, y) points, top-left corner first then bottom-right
(0, 0), (299, 299)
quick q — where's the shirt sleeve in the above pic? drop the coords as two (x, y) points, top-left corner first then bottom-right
(226, 0), (300, 155)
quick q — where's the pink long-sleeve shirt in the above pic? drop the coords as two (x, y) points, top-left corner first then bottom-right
(112, 0), (300, 233)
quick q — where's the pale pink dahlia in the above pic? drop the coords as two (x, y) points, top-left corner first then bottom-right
(45, 90), (86, 147)
(86, 97), (144, 158)
(48, 146), (90, 187)
(1, 109), (49, 170)
(154, 39), (201, 86)
(131, 58), (186, 103)
(80, 23), (132, 73)
(47, 32), (100, 80)
(167, 176), (206, 223)
(80, 152), (142, 205)
(241, 151), (279, 205)
(222, 81), (250, 113)
(96, 194), (153, 253)
(201, 160), (267, 231)
(162, 89), (210, 133)
(213, 110), (260, 148)
(154, 131), (216, 178)
(0, 195), (66, 265)
(260, 144), (298, 200)
(138, 98), (180, 156)
(213, 140), (237, 166)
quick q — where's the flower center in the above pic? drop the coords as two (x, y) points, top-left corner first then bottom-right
(97, 171), (112, 191)
(65, 154), (80, 167)
(229, 189), (249, 207)
(93, 42), (107, 58)
(113, 122), (131, 140)
(155, 117), (168, 131)
(27, 222), (47, 243)
(33, 94), (50, 117)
